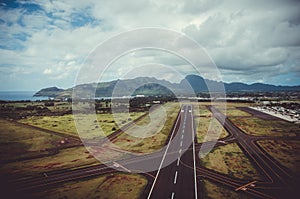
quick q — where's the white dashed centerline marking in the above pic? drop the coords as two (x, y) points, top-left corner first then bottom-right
(174, 171), (178, 184)
(181, 134), (184, 139)
(147, 108), (181, 199)
(179, 149), (182, 155)
(177, 157), (180, 166)
(180, 141), (183, 147)
(171, 192), (175, 199)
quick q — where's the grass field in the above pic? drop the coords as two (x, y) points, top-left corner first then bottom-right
(0, 146), (101, 176)
(197, 105), (212, 117)
(213, 103), (253, 117)
(224, 108), (252, 117)
(203, 180), (253, 199)
(195, 117), (228, 143)
(257, 140), (300, 174)
(230, 117), (299, 137)
(200, 143), (263, 180)
(19, 112), (145, 139)
(0, 102), (72, 115)
(106, 103), (180, 153)
(33, 173), (147, 199)
(0, 119), (69, 162)
(0, 102), (44, 109)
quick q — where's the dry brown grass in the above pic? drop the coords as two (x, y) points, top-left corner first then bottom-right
(32, 173), (147, 199)
(230, 117), (299, 137)
(0, 147), (100, 176)
(257, 140), (300, 174)
(0, 119), (65, 162)
(200, 143), (263, 180)
(107, 103), (180, 153)
(195, 117), (228, 143)
(203, 180), (253, 199)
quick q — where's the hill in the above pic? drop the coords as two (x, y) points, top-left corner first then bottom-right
(34, 75), (300, 98)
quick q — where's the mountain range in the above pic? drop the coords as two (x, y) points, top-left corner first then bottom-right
(34, 75), (300, 98)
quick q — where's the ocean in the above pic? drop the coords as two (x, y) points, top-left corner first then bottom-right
(0, 91), (49, 101)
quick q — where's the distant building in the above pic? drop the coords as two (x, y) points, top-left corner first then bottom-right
(262, 101), (270, 105)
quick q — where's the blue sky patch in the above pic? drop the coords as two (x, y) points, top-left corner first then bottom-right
(13, 32), (29, 41)
(70, 11), (99, 27)
(0, 0), (43, 13)
(0, 0), (19, 9)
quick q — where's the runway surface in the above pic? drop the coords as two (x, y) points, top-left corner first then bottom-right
(147, 105), (199, 199)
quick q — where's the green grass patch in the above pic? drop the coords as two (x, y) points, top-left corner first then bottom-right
(224, 108), (251, 117)
(213, 103), (252, 116)
(200, 143), (263, 180)
(0, 119), (66, 162)
(19, 112), (145, 139)
(229, 117), (299, 137)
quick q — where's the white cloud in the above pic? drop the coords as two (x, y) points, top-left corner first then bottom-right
(0, 0), (300, 90)
(43, 68), (52, 74)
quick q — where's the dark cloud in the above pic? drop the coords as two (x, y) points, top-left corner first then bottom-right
(182, 0), (300, 85)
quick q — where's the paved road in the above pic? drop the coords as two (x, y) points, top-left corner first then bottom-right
(209, 106), (298, 198)
(147, 105), (199, 199)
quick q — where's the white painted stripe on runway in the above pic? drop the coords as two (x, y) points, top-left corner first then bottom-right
(191, 109), (198, 199)
(147, 109), (181, 199)
(174, 171), (178, 184)
(180, 141), (183, 147)
(181, 134), (184, 139)
(177, 157), (180, 166)
(179, 149), (182, 154)
(171, 192), (175, 199)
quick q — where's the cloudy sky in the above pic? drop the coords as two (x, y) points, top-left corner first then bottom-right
(0, 0), (300, 91)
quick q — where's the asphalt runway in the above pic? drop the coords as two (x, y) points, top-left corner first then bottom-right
(147, 105), (200, 199)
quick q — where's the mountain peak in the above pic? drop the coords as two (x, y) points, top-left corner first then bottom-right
(34, 75), (300, 98)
